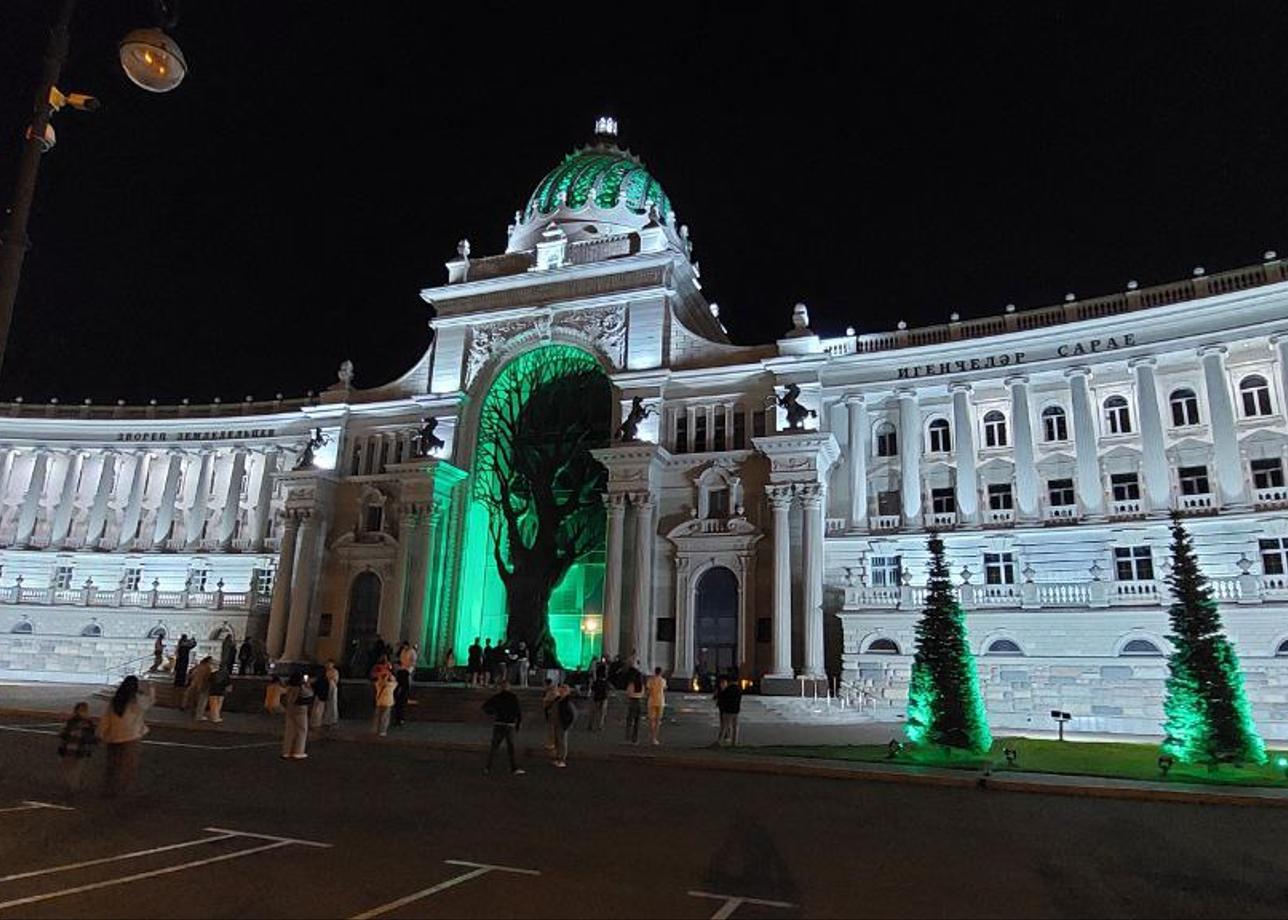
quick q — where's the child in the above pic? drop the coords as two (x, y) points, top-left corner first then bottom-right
(372, 671), (396, 737)
(263, 676), (286, 714)
(57, 702), (97, 791)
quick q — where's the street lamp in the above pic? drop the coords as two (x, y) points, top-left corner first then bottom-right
(580, 614), (601, 668)
(0, 0), (187, 375)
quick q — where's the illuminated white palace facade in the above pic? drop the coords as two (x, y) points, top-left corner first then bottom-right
(2, 120), (1287, 737)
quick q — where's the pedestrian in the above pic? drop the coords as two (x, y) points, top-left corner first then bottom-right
(553, 684), (577, 768)
(369, 653), (392, 684)
(281, 672), (312, 760)
(516, 642), (530, 688)
(482, 639), (495, 686)
(394, 641), (415, 726)
(263, 676), (286, 714)
(173, 633), (196, 687)
(589, 665), (609, 731)
(322, 659), (341, 727)
(98, 676), (153, 796)
(309, 666), (329, 730)
(646, 666), (667, 745)
(185, 656), (215, 720)
(57, 701), (97, 792)
(467, 637), (483, 687)
(149, 634), (164, 672)
(371, 670), (396, 737)
(541, 679), (559, 751)
(482, 678), (525, 776)
(206, 666), (231, 723)
(220, 632), (237, 675)
(624, 666), (645, 744)
(715, 676), (742, 746)
(237, 637), (253, 675)
(443, 648), (457, 684)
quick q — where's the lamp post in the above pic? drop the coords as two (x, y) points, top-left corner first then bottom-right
(580, 614), (602, 669)
(0, 0), (187, 376)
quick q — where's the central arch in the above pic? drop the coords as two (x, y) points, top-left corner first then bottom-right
(343, 571), (382, 676)
(693, 566), (739, 685)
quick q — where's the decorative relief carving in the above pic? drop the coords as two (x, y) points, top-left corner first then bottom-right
(464, 305), (626, 389)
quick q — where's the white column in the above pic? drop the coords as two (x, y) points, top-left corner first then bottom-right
(1273, 335), (1288, 424)
(117, 451), (150, 550)
(249, 449), (279, 551)
(1006, 376), (1039, 520)
(266, 512), (300, 657)
(283, 510), (321, 660)
(84, 452), (117, 547)
(152, 451), (183, 547)
(601, 494), (627, 660)
(896, 388), (922, 524)
(380, 505), (415, 642)
(186, 450), (215, 546)
(949, 383), (979, 524)
(799, 483), (826, 678)
(673, 558), (693, 677)
(767, 484), (794, 677)
(631, 494), (655, 670)
(15, 450), (49, 546)
(49, 451), (84, 548)
(0, 449), (16, 508)
(1200, 345), (1247, 506)
(845, 395), (868, 530)
(217, 449), (247, 546)
(1130, 357), (1172, 512)
(402, 507), (435, 644)
(1066, 368), (1105, 517)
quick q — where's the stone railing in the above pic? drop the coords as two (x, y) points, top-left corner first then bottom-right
(1255, 486), (1288, 506)
(0, 577), (269, 611)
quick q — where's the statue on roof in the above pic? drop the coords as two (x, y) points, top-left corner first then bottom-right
(413, 417), (445, 458)
(778, 384), (817, 431)
(617, 396), (654, 442)
(336, 359), (354, 388)
(785, 302), (813, 338)
(294, 427), (330, 471)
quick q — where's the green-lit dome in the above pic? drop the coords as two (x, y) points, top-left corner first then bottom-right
(523, 147), (672, 223)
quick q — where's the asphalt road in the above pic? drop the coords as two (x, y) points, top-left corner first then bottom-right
(1, 715), (1286, 919)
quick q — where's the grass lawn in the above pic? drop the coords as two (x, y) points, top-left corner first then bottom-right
(740, 738), (1288, 788)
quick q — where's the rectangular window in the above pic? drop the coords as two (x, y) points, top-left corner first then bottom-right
(987, 483), (1013, 510)
(1048, 478), (1075, 507)
(189, 568), (209, 592)
(733, 410), (747, 450)
(123, 567), (142, 591)
(1260, 538), (1288, 576)
(714, 412), (727, 452)
(752, 409), (767, 439)
(1111, 473), (1141, 501)
(694, 414), (708, 453)
(870, 555), (902, 587)
(1178, 465), (1210, 496)
(931, 487), (955, 514)
(708, 489), (730, 519)
(254, 566), (276, 595)
(365, 505), (384, 534)
(53, 565), (74, 590)
(983, 552), (1016, 585)
(1251, 458), (1285, 490)
(1114, 546), (1155, 581)
(675, 415), (688, 453)
(877, 490), (901, 516)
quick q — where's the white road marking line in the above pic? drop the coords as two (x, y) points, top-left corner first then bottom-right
(203, 827), (332, 848)
(0, 840), (291, 912)
(0, 724), (277, 751)
(0, 801), (73, 815)
(0, 834), (237, 882)
(352, 860), (541, 920)
(689, 890), (797, 920)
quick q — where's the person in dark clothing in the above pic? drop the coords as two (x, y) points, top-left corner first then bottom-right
(150, 635), (164, 672)
(553, 684), (577, 767)
(467, 637), (483, 687)
(588, 666), (609, 731)
(481, 639), (496, 686)
(482, 679), (525, 775)
(173, 634), (196, 687)
(237, 637), (254, 675)
(220, 633), (237, 675)
(715, 676), (743, 746)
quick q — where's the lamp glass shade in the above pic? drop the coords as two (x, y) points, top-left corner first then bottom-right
(119, 28), (187, 93)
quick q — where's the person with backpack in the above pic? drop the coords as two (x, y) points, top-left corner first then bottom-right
(281, 671), (313, 760)
(552, 683), (577, 768)
(623, 666), (645, 744)
(588, 665), (609, 732)
(715, 675), (742, 746)
(57, 701), (97, 791)
(482, 678), (525, 776)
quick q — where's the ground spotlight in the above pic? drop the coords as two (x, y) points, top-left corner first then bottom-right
(1276, 755), (1288, 779)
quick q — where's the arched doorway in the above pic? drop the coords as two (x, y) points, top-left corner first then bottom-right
(343, 572), (382, 676)
(694, 566), (739, 689)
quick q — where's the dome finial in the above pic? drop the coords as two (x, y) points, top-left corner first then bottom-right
(594, 116), (618, 139)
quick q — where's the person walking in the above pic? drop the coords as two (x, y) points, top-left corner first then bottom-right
(369, 653), (392, 684)
(149, 634), (164, 673)
(220, 633), (237, 675)
(173, 634), (196, 687)
(57, 701), (97, 792)
(482, 678), (525, 776)
(467, 637), (483, 687)
(394, 642), (415, 726)
(281, 672), (312, 760)
(589, 666), (609, 732)
(715, 676), (742, 746)
(185, 656), (215, 720)
(237, 637), (253, 675)
(98, 676), (153, 796)
(481, 639), (496, 686)
(623, 666), (645, 744)
(322, 659), (341, 727)
(645, 667), (667, 745)
(206, 666), (231, 723)
(263, 676), (286, 714)
(552, 684), (577, 768)
(371, 670), (396, 737)
(516, 642), (530, 688)
(541, 679), (559, 751)
(309, 666), (329, 730)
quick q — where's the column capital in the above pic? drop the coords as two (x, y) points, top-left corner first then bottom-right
(628, 491), (654, 510)
(1063, 365), (1092, 380)
(797, 482), (824, 508)
(1127, 355), (1158, 370)
(1197, 343), (1229, 360)
(603, 492), (628, 513)
(766, 483), (795, 509)
(842, 392), (866, 407)
(894, 386), (918, 400)
(1003, 373), (1031, 388)
(283, 508), (310, 526)
(1269, 331), (1288, 347)
(947, 381), (973, 395)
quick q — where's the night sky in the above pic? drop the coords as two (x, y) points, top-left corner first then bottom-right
(1, 3), (1285, 405)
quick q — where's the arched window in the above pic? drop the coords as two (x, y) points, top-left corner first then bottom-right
(1276, 639), (1288, 657)
(10, 620), (32, 634)
(1120, 638), (1164, 657)
(81, 623), (102, 637)
(984, 638), (1023, 655)
(1169, 388), (1200, 427)
(874, 421), (898, 458)
(1041, 406), (1068, 442)
(927, 418), (951, 453)
(1239, 375), (1273, 417)
(865, 637), (901, 655)
(983, 410), (1008, 448)
(1104, 396), (1132, 435)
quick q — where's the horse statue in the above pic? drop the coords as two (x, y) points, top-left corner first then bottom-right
(617, 396), (654, 442)
(413, 417), (445, 457)
(293, 427), (330, 470)
(777, 384), (817, 431)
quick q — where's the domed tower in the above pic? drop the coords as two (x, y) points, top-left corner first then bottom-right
(506, 117), (685, 254)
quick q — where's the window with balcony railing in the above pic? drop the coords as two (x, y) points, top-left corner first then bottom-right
(930, 487), (955, 514)
(1114, 546), (1154, 581)
(53, 565), (74, 590)
(875, 422), (898, 458)
(1239, 375), (1273, 418)
(987, 483), (1013, 510)
(189, 568), (210, 592)
(1169, 388), (1200, 427)
(254, 566), (276, 596)
(1251, 458), (1285, 491)
(1111, 473), (1141, 502)
(123, 567), (142, 591)
(1048, 478), (1075, 507)
(870, 555), (902, 587)
(1260, 538), (1288, 576)
(984, 552), (1016, 585)
(877, 490), (901, 516)
(1178, 465), (1210, 496)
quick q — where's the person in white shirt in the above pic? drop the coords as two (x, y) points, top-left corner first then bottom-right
(645, 667), (667, 745)
(98, 676), (154, 795)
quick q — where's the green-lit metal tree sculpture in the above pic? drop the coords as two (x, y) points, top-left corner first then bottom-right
(1161, 514), (1266, 765)
(905, 532), (992, 753)
(475, 346), (611, 665)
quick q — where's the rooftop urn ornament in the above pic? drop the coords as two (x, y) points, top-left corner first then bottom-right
(413, 417), (445, 458)
(785, 302), (813, 338)
(293, 427), (329, 471)
(777, 383), (817, 431)
(457, 238), (471, 260)
(617, 396), (654, 442)
(336, 359), (354, 388)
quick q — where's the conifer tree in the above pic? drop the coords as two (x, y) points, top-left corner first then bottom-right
(905, 532), (992, 753)
(1161, 515), (1265, 764)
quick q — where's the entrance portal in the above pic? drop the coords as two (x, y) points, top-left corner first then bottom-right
(343, 572), (382, 676)
(693, 566), (738, 689)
